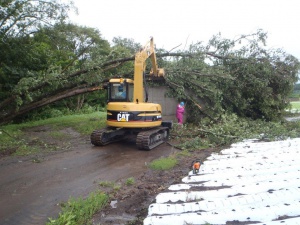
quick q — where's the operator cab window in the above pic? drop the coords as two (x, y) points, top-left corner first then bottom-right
(109, 83), (133, 102)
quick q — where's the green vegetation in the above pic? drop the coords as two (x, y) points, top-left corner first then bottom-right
(0, 112), (106, 156)
(47, 191), (108, 225)
(2, 110), (300, 157)
(1, 2), (300, 223)
(172, 113), (300, 151)
(99, 181), (121, 191)
(125, 177), (135, 186)
(291, 83), (300, 98)
(290, 101), (300, 110)
(1, 6), (300, 126)
(33, 112), (106, 135)
(1, 112), (300, 224)
(149, 156), (177, 170)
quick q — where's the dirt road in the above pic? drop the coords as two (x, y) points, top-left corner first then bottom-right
(0, 135), (177, 225)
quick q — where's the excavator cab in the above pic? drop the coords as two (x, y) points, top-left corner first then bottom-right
(107, 78), (134, 102)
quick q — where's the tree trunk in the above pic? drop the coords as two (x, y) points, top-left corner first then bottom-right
(0, 86), (101, 125)
(76, 94), (85, 111)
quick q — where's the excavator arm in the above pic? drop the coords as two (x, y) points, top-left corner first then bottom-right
(148, 38), (165, 77)
(133, 37), (165, 104)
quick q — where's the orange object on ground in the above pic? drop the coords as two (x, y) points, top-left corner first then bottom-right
(192, 161), (201, 174)
(193, 162), (200, 170)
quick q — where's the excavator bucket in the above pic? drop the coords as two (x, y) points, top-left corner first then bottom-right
(147, 68), (166, 82)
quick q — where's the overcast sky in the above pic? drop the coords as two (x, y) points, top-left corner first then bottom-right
(68, 0), (300, 59)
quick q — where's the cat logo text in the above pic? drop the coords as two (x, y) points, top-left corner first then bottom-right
(117, 113), (130, 122)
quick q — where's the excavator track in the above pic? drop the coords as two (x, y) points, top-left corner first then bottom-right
(136, 127), (169, 150)
(91, 128), (126, 146)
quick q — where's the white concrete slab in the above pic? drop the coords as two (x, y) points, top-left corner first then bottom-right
(144, 138), (300, 225)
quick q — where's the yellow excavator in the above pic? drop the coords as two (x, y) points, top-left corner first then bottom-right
(91, 38), (172, 150)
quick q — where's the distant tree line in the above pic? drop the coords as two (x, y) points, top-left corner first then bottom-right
(290, 83), (300, 99)
(294, 83), (300, 91)
(1, 0), (299, 125)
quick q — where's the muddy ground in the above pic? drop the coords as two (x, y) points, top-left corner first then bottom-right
(92, 147), (215, 225)
(0, 126), (217, 225)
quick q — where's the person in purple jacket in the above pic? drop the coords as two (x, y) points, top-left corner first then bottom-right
(176, 101), (185, 125)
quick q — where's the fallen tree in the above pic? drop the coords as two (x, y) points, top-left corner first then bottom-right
(0, 30), (299, 125)
(163, 31), (300, 122)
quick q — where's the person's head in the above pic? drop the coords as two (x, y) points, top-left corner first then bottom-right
(118, 85), (124, 92)
(180, 102), (184, 106)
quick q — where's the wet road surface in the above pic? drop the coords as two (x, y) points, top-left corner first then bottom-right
(0, 140), (176, 225)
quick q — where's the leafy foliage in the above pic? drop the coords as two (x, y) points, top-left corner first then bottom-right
(165, 30), (300, 122)
(172, 113), (300, 151)
(0, 0), (73, 39)
(0, 22), (111, 123)
(295, 83), (300, 91)
(0, 2), (299, 126)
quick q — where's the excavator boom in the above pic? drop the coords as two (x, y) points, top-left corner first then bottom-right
(133, 37), (165, 104)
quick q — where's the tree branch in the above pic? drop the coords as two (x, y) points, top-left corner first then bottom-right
(0, 85), (102, 125)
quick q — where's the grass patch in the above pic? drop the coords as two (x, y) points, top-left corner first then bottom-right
(26, 111), (106, 135)
(149, 157), (177, 170)
(99, 180), (121, 192)
(177, 149), (192, 157)
(290, 101), (300, 110)
(0, 126), (33, 156)
(0, 111), (106, 156)
(47, 191), (108, 225)
(125, 177), (135, 186)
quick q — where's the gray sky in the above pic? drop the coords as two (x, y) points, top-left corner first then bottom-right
(69, 0), (300, 59)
